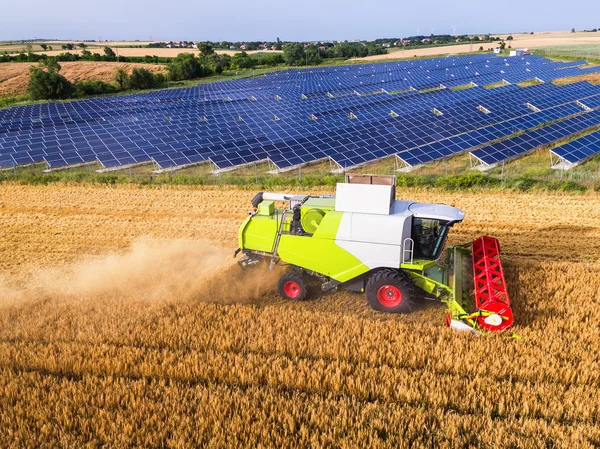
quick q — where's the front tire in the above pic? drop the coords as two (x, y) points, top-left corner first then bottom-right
(278, 271), (308, 301)
(365, 269), (413, 313)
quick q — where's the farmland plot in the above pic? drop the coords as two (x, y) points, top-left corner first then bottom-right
(0, 185), (599, 448)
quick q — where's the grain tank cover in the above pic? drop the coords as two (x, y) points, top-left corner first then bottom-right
(335, 174), (397, 215)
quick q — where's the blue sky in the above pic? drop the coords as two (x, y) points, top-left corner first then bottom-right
(1, 0), (599, 42)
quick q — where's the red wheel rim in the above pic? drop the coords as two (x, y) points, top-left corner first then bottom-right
(377, 285), (402, 308)
(283, 281), (301, 298)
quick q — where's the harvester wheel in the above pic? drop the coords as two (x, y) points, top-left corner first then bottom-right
(278, 271), (308, 301)
(366, 269), (413, 313)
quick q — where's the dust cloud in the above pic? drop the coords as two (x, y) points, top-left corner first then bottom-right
(0, 238), (279, 308)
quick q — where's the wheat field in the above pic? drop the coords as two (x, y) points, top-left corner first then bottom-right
(0, 184), (599, 448)
(0, 62), (167, 98)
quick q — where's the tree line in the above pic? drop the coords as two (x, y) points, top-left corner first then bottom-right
(282, 42), (387, 66)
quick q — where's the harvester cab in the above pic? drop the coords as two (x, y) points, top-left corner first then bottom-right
(235, 174), (514, 334)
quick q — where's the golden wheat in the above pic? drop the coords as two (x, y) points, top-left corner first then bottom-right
(0, 185), (599, 448)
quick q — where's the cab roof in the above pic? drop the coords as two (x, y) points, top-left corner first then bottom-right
(391, 200), (465, 222)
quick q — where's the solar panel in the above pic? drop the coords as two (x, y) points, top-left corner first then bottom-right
(551, 128), (600, 165)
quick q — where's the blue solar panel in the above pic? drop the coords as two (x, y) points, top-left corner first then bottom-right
(551, 128), (600, 165)
(2, 54), (600, 173)
(470, 109), (600, 165)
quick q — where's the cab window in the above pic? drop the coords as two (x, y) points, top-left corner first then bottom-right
(411, 217), (450, 260)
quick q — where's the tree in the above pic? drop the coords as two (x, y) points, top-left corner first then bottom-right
(28, 60), (73, 100)
(168, 53), (208, 80)
(40, 44), (48, 51)
(206, 53), (231, 74)
(498, 40), (506, 51)
(78, 42), (86, 49)
(48, 46), (53, 51)
(231, 51), (256, 69)
(479, 46), (484, 51)
(128, 68), (157, 90)
(198, 43), (214, 57)
(25, 44), (33, 53)
(571, 28), (576, 33)
(305, 44), (321, 65)
(104, 46), (116, 59)
(114, 67), (129, 90)
(73, 79), (116, 97)
(506, 35), (513, 40)
(283, 42), (305, 66)
(43, 59), (61, 73)
(65, 43), (74, 50)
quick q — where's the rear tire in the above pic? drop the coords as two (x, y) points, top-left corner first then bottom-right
(278, 271), (308, 301)
(365, 269), (413, 313)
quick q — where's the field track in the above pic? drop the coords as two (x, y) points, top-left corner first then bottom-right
(0, 185), (599, 448)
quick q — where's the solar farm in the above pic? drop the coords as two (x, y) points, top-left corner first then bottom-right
(2, 53), (600, 175)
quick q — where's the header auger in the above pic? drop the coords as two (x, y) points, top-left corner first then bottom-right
(235, 174), (514, 334)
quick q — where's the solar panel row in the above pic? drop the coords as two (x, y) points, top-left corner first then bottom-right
(397, 103), (586, 167)
(2, 54), (600, 174)
(551, 129), (600, 166)
(470, 109), (600, 166)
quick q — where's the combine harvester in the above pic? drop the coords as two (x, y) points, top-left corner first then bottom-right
(235, 174), (514, 334)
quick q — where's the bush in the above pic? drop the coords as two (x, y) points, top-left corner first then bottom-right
(128, 68), (158, 90)
(168, 53), (210, 81)
(548, 180), (587, 193)
(435, 172), (497, 190)
(155, 73), (166, 87)
(509, 177), (539, 191)
(73, 80), (117, 97)
(396, 174), (435, 188)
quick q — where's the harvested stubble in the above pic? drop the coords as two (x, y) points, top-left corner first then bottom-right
(0, 185), (599, 448)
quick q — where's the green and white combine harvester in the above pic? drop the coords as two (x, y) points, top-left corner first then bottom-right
(235, 174), (514, 334)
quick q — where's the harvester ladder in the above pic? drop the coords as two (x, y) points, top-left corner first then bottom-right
(270, 210), (288, 271)
(402, 238), (414, 264)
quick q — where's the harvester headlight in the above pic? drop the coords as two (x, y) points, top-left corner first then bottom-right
(483, 314), (503, 327)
